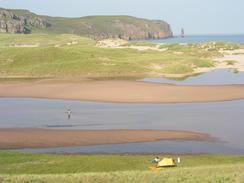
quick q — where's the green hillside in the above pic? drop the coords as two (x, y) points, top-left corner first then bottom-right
(0, 33), (231, 79)
(44, 15), (172, 39)
(0, 8), (173, 40)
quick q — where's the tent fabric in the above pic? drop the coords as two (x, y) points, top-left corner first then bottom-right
(157, 158), (176, 167)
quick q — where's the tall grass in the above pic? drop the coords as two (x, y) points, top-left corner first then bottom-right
(1, 152), (244, 182)
(122, 41), (157, 47)
(1, 164), (244, 183)
(1, 151), (244, 174)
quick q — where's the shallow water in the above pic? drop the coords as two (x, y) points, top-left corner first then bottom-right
(141, 69), (244, 85)
(151, 35), (244, 44)
(17, 141), (244, 155)
(1, 98), (244, 154)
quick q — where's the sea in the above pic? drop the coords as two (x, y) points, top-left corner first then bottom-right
(150, 35), (244, 44)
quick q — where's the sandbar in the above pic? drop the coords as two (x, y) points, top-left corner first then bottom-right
(0, 129), (214, 149)
(0, 80), (244, 103)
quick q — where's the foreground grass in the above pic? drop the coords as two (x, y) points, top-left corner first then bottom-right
(1, 165), (244, 183)
(0, 165), (244, 183)
(0, 33), (240, 78)
(1, 151), (244, 182)
(1, 151), (244, 174)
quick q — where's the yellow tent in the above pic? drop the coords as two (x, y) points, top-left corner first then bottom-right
(157, 158), (176, 168)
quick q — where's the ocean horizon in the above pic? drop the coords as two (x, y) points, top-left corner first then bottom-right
(150, 34), (244, 44)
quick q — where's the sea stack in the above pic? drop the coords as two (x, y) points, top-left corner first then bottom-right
(181, 28), (185, 38)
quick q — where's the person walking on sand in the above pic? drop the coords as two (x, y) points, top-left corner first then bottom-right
(66, 108), (72, 120)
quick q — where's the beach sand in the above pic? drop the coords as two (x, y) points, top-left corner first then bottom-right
(0, 129), (214, 149)
(0, 80), (244, 103)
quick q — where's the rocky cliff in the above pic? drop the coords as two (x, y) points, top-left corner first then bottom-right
(71, 16), (173, 40)
(0, 8), (173, 40)
(0, 8), (51, 33)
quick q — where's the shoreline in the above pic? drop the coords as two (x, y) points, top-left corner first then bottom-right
(1, 80), (244, 103)
(0, 129), (215, 149)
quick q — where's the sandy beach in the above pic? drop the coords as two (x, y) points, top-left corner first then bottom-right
(0, 80), (244, 103)
(0, 129), (214, 149)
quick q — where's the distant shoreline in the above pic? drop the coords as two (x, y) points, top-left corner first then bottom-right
(0, 129), (215, 149)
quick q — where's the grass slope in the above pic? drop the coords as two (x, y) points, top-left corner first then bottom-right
(0, 33), (237, 79)
(0, 151), (244, 182)
(0, 8), (172, 39)
(43, 15), (171, 38)
(2, 166), (244, 183)
(1, 151), (244, 174)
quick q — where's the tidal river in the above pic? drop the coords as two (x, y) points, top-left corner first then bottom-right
(1, 98), (244, 154)
(2, 69), (244, 154)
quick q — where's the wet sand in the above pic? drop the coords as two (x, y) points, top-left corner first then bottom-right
(1, 80), (244, 103)
(0, 129), (214, 149)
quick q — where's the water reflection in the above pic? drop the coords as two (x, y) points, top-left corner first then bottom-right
(140, 69), (244, 85)
(1, 98), (244, 154)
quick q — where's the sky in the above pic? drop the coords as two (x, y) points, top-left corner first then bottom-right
(0, 0), (243, 35)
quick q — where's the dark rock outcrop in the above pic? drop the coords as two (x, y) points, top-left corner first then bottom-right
(0, 8), (51, 34)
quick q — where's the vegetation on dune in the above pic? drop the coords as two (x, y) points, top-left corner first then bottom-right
(160, 42), (241, 56)
(213, 42), (240, 50)
(225, 60), (238, 65)
(0, 33), (94, 47)
(0, 34), (241, 79)
(160, 43), (222, 58)
(1, 152), (244, 182)
(161, 64), (194, 74)
(121, 41), (157, 47)
(233, 68), (239, 73)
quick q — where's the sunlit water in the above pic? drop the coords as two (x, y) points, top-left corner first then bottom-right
(1, 98), (244, 154)
(150, 35), (244, 44)
(140, 69), (244, 85)
(2, 69), (244, 154)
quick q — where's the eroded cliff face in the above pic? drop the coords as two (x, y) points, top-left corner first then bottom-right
(74, 17), (173, 40)
(108, 19), (173, 40)
(0, 8), (173, 40)
(0, 8), (51, 33)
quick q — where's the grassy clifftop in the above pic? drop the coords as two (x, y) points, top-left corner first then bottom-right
(45, 15), (173, 40)
(0, 8), (173, 40)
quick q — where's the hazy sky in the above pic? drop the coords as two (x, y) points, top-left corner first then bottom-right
(0, 0), (243, 35)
